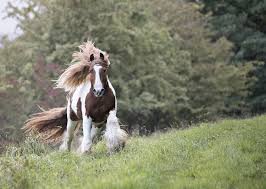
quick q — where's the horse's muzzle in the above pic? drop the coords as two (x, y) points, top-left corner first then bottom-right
(93, 88), (105, 97)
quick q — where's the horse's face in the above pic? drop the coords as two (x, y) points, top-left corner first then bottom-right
(89, 53), (109, 97)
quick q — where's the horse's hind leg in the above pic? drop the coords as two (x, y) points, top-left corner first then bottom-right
(105, 110), (127, 154)
(60, 103), (76, 151)
(60, 119), (75, 151)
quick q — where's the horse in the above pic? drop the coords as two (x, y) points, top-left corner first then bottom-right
(23, 41), (127, 154)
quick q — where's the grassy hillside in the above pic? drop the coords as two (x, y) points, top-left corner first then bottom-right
(0, 116), (266, 189)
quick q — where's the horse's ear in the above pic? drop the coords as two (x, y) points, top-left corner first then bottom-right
(100, 52), (104, 60)
(90, 54), (94, 62)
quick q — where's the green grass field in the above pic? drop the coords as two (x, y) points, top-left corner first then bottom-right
(0, 115), (266, 189)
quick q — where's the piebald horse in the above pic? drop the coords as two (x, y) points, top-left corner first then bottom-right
(23, 41), (127, 154)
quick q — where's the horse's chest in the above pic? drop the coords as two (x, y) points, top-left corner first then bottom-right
(85, 91), (115, 123)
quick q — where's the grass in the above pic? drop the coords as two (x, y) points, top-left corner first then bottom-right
(0, 115), (266, 189)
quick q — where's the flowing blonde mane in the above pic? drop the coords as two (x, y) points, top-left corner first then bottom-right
(56, 40), (110, 92)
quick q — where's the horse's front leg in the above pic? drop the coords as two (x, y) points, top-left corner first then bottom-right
(105, 110), (128, 154)
(79, 116), (93, 154)
(91, 125), (99, 143)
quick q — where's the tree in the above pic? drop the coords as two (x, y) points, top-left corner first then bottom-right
(148, 0), (254, 120)
(201, 0), (266, 113)
(0, 0), (254, 139)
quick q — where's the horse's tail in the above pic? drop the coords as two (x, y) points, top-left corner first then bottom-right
(23, 107), (68, 142)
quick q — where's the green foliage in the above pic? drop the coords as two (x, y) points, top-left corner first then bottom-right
(0, 0), (254, 137)
(201, 0), (266, 113)
(5, 137), (52, 157)
(0, 36), (36, 141)
(149, 0), (254, 119)
(1, 115), (266, 188)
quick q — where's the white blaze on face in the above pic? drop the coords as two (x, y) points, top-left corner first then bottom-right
(93, 65), (103, 91)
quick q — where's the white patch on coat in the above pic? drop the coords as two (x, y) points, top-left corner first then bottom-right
(60, 100), (76, 151)
(90, 125), (98, 141)
(80, 116), (92, 153)
(78, 81), (93, 154)
(107, 77), (117, 111)
(93, 65), (103, 91)
(104, 110), (127, 153)
(70, 81), (91, 115)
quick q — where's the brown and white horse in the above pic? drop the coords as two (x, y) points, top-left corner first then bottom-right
(23, 41), (127, 154)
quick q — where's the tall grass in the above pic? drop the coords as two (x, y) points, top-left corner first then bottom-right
(0, 116), (266, 189)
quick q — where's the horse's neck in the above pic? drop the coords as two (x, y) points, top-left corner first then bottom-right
(107, 77), (117, 111)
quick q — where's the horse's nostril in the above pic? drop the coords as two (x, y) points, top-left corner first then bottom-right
(100, 89), (105, 95)
(93, 88), (104, 96)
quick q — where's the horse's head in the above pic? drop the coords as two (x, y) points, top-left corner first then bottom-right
(88, 52), (109, 97)
(56, 41), (110, 93)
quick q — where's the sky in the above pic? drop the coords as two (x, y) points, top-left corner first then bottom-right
(0, 0), (21, 38)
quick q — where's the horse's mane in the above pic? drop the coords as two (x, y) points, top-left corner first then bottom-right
(56, 40), (109, 92)
(72, 41), (109, 64)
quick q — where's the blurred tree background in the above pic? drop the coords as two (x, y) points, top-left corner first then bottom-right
(0, 0), (263, 144)
(201, 0), (266, 113)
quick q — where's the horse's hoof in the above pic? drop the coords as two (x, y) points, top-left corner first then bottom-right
(107, 142), (125, 155)
(77, 150), (91, 155)
(59, 144), (69, 152)
(77, 145), (92, 155)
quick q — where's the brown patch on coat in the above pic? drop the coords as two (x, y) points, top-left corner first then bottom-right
(77, 98), (82, 119)
(84, 61), (114, 123)
(70, 107), (78, 121)
(85, 86), (115, 123)
(99, 66), (108, 88)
